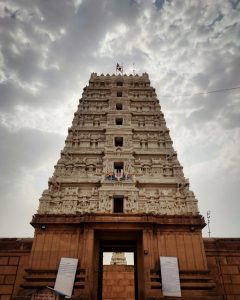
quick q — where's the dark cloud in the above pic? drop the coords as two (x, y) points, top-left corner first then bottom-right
(187, 93), (233, 126)
(0, 80), (30, 110)
(0, 124), (65, 236)
(0, 124), (64, 178)
(0, 0), (142, 115)
(229, 0), (240, 10)
(154, 0), (165, 10)
(4, 6), (20, 19)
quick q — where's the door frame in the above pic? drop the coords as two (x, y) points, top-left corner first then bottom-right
(94, 230), (143, 300)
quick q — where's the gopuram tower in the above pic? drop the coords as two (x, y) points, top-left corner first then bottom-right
(23, 71), (219, 299)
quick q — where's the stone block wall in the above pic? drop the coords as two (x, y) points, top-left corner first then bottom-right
(0, 256), (18, 299)
(0, 238), (32, 300)
(0, 237), (240, 299)
(204, 238), (240, 299)
(102, 265), (134, 300)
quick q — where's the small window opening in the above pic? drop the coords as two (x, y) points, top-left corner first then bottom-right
(116, 118), (123, 125)
(114, 162), (123, 172)
(100, 82), (105, 86)
(117, 82), (123, 86)
(117, 92), (122, 97)
(115, 137), (123, 147)
(113, 196), (124, 213)
(116, 103), (123, 110)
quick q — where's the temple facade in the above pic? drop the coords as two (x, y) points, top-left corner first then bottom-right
(1, 72), (240, 300)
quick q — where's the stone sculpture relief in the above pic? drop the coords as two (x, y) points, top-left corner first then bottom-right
(98, 192), (112, 212)
(125, 192), (138, 212)
(38, 186), (99, 214)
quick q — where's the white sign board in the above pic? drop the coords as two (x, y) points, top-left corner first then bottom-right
(54, 257), (78, 297)
(160, 256), (181, 297)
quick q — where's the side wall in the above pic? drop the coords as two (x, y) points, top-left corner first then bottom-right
(1, 238), (240, 299)
(26, 227), (91, 299)
(204, 238), (240, 299)
(0, 239), (32, 300)
(143, 229), (215, 298)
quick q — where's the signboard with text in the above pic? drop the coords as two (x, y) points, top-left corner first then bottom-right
(54, 257), (78, 298)
(160, 256), (181, 297)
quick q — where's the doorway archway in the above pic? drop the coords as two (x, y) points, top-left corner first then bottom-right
(94, 230), (143, 300)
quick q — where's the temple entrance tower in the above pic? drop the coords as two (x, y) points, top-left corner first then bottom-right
(22, 72), (219, 299)
(110, 252), (127, 265)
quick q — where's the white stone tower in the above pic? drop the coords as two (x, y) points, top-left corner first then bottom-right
(38, 72), (198, 217)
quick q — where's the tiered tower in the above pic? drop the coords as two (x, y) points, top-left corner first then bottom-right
(23, 73), (218, 300)
(38, 72), (198, 217)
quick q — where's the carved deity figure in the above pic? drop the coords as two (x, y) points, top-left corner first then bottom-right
(103, 159), (112, 174)
(125, 159), (133, 175)
(99, 193), (112, 212)
(125, 192), (138, 212)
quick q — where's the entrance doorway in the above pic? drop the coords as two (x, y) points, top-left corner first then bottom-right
(95, 231), (142, 300)
(102, 251), (134, 300)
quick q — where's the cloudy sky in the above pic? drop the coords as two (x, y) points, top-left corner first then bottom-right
(0, 0), (239, 238)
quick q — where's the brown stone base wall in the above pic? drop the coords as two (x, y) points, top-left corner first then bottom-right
(0, 238), (32, 300)
(102, 265), (134, 300)
(204, 238), (240, 299)
(1, 237), (240, 299)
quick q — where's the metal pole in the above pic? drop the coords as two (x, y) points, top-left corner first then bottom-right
(207, 210), (211, 238)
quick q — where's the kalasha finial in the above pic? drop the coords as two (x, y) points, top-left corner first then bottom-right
(116, 63), (123, 75)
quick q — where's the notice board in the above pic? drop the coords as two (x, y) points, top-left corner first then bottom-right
(54, 257), (78, 297)
(160, 256), (181, 297)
